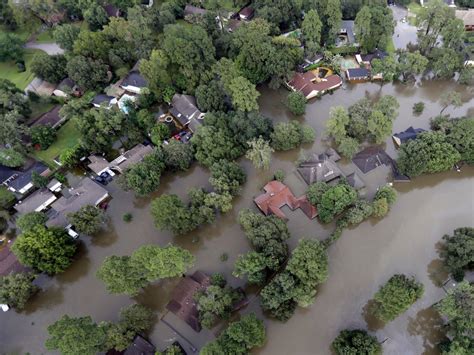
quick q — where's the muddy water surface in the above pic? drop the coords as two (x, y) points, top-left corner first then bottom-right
(1, 80), (473, 355)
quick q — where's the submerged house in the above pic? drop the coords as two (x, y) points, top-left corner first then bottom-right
(392, 127), (426, 148)
(166, 271), (211, 332)
(88, 144), (154, 176)
(352, 146), (393, 174)
(254, 181), (317, 220)
(287, 72), (343, 100)
(170, 94), (205, 132)
(297, 150), (343, 185)
(14, 189), (57, 215)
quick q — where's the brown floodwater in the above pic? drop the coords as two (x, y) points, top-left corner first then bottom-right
(1, 80), (473, 355)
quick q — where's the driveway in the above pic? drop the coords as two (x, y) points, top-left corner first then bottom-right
(390, 4), (418, 50)
(25, 42), (64, 55)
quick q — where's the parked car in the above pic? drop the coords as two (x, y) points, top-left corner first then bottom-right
(172, 131), (188, 141)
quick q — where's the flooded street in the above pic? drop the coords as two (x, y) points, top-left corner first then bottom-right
(1, 80), (473, 354)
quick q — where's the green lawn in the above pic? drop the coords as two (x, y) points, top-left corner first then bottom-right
(0, 48), (44, 90)
(0, 18), (41, 41)
(386, 38), (396, 54)
(408, 2), (422, 16)
(28, 101), (56, 123)
(33, 119), (81, 168)
(36, 28), (55, 43)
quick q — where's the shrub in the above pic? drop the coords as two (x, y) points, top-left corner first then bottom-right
(413, 102), (425, 114)
(286, 92), (307, 115)
(332, 329), (381, 355)
(274, 169), (285, 182)
(123, 213), (133, 223)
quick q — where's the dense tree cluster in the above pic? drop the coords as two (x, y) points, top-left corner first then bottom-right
(332, 329), (381, 355)
(371, 274), (424, 322)
(200, 313), (266, 354)
(260, 239), (328, 321)
(354, 4), (394, 53)
(151, 160), (246, 235)
(195, 273), (244, 329)
(96, 244), (194, 296)
(16, 211), (47, 232)
(326, 96), (399, 158)
(0, 272), (38, 310)
(271, 121), (315, 151)
(67, 205), (108, 235)
(439, 227), (474, 281)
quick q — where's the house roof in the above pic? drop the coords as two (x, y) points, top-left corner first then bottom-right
(288, 72), (342, 98)
(361, 49), (388, 64)
(0, 243), (27, 276)
(123, 335), (156, 355)
(14, 188), (57, 214)
(346, 68), (370, 79)
(47, 177), (108, 228)
(239, 6), (254, 18)
(7, 162), (49, 192)
(166, 271), (211, 332)
(392, 126), (426, 145)
(228, 18), (244, 32)
(456, 10), (474, 27)
(88, 144), (154, 175)
(297, 152), (344, 185)
(170, 94), (203, 126)
(92, 94), (114, 106)
(346, 172), (366, 190)
(0, 165), (17, 184)
(341, 20), (355, 43)
(254, 181), (317, 220)
(184, 4), (208, 16)
(58, 78), (75, 90)
(31, 106), (63, 128)
(121, 71), (147, 89)
(352, 146), (393, 174)
(103, 4), (120, 17)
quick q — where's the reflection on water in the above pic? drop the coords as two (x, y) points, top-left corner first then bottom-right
(407, 307), (446, 355)
(362, 299), (386, 332)
(0, 80), (473, 354)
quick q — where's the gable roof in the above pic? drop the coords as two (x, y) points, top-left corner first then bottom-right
(352, 146), (393, 174)
(456, 9), (474, 27)
(92, 94), (115, 106)
(184, 4), (208, 16)
(297, 152), (344, 185)
(0, 165), (17, 184)
(14, 188), (57, 214)
(166, 271), (211, 332)
(6, 162), (49, 193)
(346, 68), (370, 80)
(170, 94), (203, 126)
(288, 72), (343, 99)
(360, 49), (388, 64)
(0, 244), (27, 276)
(123, 335), (156, 355)
(121, 71), (147, 89)
(392, 126), (426, 146)
(88, 144), (154, 175)
(254, 181), (317, 220)
(239, 6), (255, 19)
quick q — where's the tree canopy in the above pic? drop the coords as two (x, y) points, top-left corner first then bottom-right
(440, 227), (474, 281)
(332, 329), (381, 355)
(0, 272), (38, 310)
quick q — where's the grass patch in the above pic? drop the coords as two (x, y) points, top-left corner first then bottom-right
(386, 38), (396, 54)
(33, 119), (81, 168)
(0, 18), (41, 42)
(0, 48), (44, 90)
(28, 101), (56, 122)
(408, 2), (422, 16)
(36, 29), (55, 43)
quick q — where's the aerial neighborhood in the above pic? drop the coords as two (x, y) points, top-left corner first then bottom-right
(0, 0), (473, 354)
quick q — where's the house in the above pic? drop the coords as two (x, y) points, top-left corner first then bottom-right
(338, 20), (356, 46)
(103, 4), (120, 17)
(53, 78), (82, 97)
(238, 6), (254, 20)
(120, 71), (147, 94)
(47, 177), (109, 236)
(392, 127), (426, 147)
(300, 53), (324, 71)
(355, 49), (388, 67)
(352, 146), (393, 174)
(30, 106), (65, 129)
(297, 150), (344, 185)
(183, 4), (208, 22)
(166, 271), (211, 332)
(14, 188), (57, 214)
(345, 68), (371, 82)
(0, 161), (49, 195)
(123, 335), (156, 355)
(88, 143), (154, 176)
(287, 72), (343, 99)
(0, 243), (26, 277)
(25, 78), (57, 96)
(170, 94), (205, 132)
(47, 178), (62, 192)
(92, 94), (117, 109)
(455, 9), (474, 31)
(254, 181), (317, 220)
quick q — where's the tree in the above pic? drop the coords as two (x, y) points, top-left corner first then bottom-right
(344, 199), (373, 225)
(286, 91), (307, 116)
(440, 91), (462, 114)
(200, 313), (266, 355)
(67, 56), (110, 91)
(271, 121), (307, 151)
(445, 118), (474, 164)
(0, 32), (23, 61)
(228, 76), (260, 112)
(30, 125), (56, 150)
(11, 226), (77, 275)
(374, 185), (397, 206)
(0, 186), (15, 209)
(332, 329), (381, 355)
(367, 110), (392, 144)
(0, 78), (30, 117)
(397, 51), (428, 82)
(45, 315), (108, 354)
(195, 274), (243, 328)
(195, 80), (227, 112)
(30, 53), (67, 83)
(308, 182), (358, 223)
(97, 245), (194, 296)
(372, 274), (424, 322)
(260, 271), (297, 321)
(163, 140), (194, 171)
(397, 131), (461, 177)
(31, 171), (48, 188)
(245, 137), (274, 170)
(150, 123), (170, 145)
(322, 0), (342, 45)
(337, 136), (360, 159)
(209, 160), (246, 196)
(431, 48), (463, 79)
(440, 227), (474, 281)
(150, 194), (194, 235)
(53, 24), (80, 51)
(301, 9), (322, 53)
(326, 106), (349, 144)
(372, 197), (389, 218)
(0, 272), (38, 310)
(371, 55), (399, 82)
(59, 144), (84, 168)
(16, 211), (47, 232)
(355, 5), (394, 54)
(233, 251), (269, 285)
(67, 205), (107, 235)
(0, 112), (28, 148)
(0, 148), (24, 167)
(139, 49), (173, 101)
(83, 4), (109, 31)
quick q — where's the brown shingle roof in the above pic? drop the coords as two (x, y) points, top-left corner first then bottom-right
(0, 244), (26, 276)
(288, 72), (342, 99)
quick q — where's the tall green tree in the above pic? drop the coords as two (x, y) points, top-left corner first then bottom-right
(30, 53), (67, 84)
(0, 272), (38, 310)
(286, 91), (307, 116)
(0, 32), (23, 61)
(228, 76), (260, 112)
(355, 5), (394, 53)
(440, 227), (474, 281)
(332, 329), (381, 355)
(67, 205), (107, 235)
(322, 0), (342, 45)
(367, 110), (392, 144)
(66, 56), (110, 91)
(53, 24), (80, 51)
(16, 211), (47, 232)
(11, 226), (77, 275)
(301, 9), (322, 54)
(397, 51), (429, 82)
(245, 137), (274, 170)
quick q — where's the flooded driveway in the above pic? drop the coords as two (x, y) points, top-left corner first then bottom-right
(1, 80), (473, 354)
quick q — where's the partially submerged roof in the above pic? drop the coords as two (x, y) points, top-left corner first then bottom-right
(297, 152), (344, 185)
(123, 335), (156, 355)
(121, 71), (147, 89)
(88, 144), (154, 175)
(346, 68), (370, 79)
(360, 49), (388, 64)
(14, 188), (57, 214)
(0, 244), (26, 276)
(340, 20), (355, 43)
(254, 181), (317, 220)
(392, 126), (426, 146)
(288, 72), (342, 99)
(352, 146), (393, 174)
(166, 271), (211, 332)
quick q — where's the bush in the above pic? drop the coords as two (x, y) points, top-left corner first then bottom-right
(330, 45), (358, 55)
(30, 125), (57, 150)
(286, 92), (307, 115)
(372, 198), (389, 218)
(274, 169), (285, 182)
(374, 185), (397, 206)
(332, 329), (381, 355)
(0, 187), (15, 209)
(413, 102), (425, 115)
(123, 213), (133, 223)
